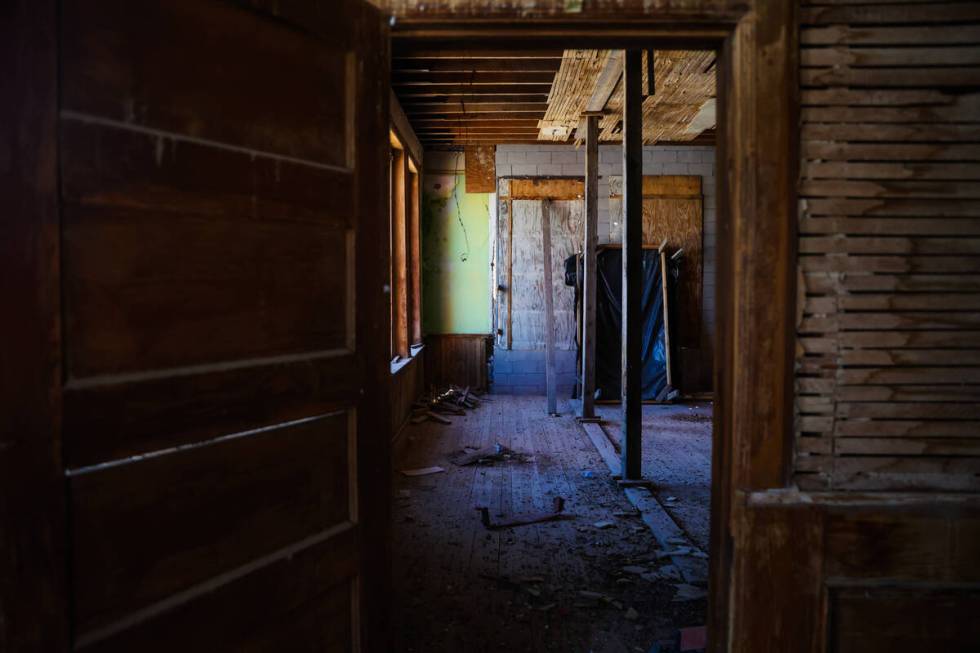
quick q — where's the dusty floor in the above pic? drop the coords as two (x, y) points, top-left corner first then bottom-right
(599, 402), (713, 550)
(391, 395), (710, 652)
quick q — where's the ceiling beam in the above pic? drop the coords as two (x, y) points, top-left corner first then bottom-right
(411, 119), (541, 128)
(401, 94), (548, 105)
(395, 84), (552, 96)
(394, 71), (556, 85)
(403, 103), (549, 115)
(393, 48), (564, 59)
(394, 58), (561, 73)
(407, 111), (546, 121)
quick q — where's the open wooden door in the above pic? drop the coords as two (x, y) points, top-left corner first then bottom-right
(3, 0), (391, 650)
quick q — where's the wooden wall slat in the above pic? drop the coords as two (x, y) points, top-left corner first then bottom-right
(794, 0), (980, 491)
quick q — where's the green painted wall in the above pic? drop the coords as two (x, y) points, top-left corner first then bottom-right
(421, 172), (491, 335)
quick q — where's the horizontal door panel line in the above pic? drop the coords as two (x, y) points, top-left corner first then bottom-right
(66, 410), (348, 477)
(745, 488), (980, 508)
(65, 347), (354, 391)
(822, 579), (980, 590)
(73, 520), (357, 650)
(60, 110), (354, 176)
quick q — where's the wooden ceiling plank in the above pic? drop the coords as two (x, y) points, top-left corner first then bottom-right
(541, 49), (716, 144)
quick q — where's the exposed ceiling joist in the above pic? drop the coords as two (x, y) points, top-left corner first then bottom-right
(396, 84), (553, 96)
(394, 71), (557, 85)
(394, 58), (562, 72)
(393, 48), (564, 59)
(403, 103), (550, 115)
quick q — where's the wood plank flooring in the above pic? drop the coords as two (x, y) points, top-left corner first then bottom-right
(392, 395), (708, 652)
(599, 402), (713, 550)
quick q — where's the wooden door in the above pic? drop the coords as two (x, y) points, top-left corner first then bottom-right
(7, 0), (389, 650)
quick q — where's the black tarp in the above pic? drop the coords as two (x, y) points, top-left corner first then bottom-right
(566, 248), (677, 401)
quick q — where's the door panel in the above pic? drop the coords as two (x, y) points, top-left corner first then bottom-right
(70, 411), (355, 634)
(59, 0), (389, 649)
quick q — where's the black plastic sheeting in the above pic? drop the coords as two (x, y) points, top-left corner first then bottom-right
(566, 248), (677, 401)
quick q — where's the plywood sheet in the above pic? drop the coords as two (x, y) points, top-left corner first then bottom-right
(510, 199), (583, 350)
(465, 145), (496, 193)
(510, 178), (584, 200)
(610, 175), (703, 347)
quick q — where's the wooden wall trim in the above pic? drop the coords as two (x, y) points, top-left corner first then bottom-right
(0, 2), (69, 649)
(390, 88), (423, 166)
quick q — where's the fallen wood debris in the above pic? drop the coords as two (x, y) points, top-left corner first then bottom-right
(452, 443), (531, 466)
(672, 583), (707, 602)
(410, 385), (485, 425)
(401, 466), (445, 477)
(478, 496), (566, 530)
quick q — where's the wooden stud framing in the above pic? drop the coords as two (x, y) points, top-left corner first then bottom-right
(621, 50), (644, 481)
(580, 114), (600, 419)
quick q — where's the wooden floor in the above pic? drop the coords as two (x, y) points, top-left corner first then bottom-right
(600, 402), (713, 550)
(392, 395), (709, 653)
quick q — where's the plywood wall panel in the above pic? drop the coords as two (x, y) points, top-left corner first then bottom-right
(611, 176), (703, 349)
(509, 197), (583, 350)
(465, 145), (496, 193)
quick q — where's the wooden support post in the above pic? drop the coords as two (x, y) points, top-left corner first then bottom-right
(541, 199), (558, 415)
(580, 113), (600, 419)
(621, 50), (643, 480)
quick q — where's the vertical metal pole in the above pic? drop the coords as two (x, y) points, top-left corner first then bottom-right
(621, 50), (643, 480)
(542, 199), (558, 415)
(580, 114), (600, 419)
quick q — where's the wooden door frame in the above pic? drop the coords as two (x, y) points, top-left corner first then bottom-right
(392, 5), (799, 650)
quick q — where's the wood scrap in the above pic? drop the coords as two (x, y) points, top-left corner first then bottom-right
(401, 466), (445, 477)
(452, 443), (531, 466)
(478, 496), (566, 530)
(411, 385), (486, 425)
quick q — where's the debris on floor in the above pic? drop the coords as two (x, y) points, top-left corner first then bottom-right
(410, 385), (485, 426)
(478, 496), (566, 530)
(672, 584), (708, 602)
(400, 466), (445, 477)
(451, 442), (532, 466)
(393, 395), (709, 651)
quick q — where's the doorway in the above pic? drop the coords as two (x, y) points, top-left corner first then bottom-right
(390, 39), (728, 652)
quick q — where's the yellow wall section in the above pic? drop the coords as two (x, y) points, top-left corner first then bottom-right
(421, 172), (491, 335)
